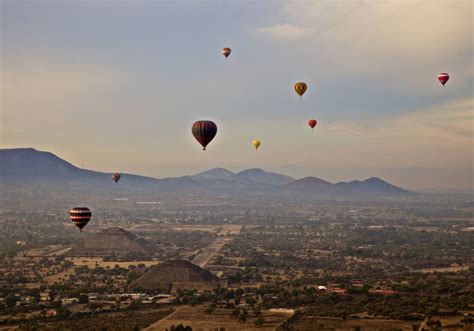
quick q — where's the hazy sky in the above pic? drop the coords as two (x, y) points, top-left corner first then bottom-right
(1, 0), (472, 190)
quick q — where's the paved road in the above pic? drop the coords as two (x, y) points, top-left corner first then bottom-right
(191, 225), (241, 268)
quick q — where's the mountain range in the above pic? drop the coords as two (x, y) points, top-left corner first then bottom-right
(0, 148), (414, 198)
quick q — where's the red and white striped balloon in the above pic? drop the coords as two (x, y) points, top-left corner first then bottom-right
(438, 73), (449, 86)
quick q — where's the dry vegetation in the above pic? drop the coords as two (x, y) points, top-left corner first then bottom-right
(18, 308), (174, 331)
(145, 305), (292, 331)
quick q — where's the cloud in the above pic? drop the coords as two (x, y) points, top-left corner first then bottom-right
(1, 55), (124, 104)
(0, 52), (127, 137)
(256, 23), (310, 40)
(325, 97), (473, 140)
(257, 1), (473, 80)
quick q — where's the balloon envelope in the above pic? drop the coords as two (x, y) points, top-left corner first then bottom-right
(308, 119), (317, 129)
(192, 121), (218, 150)
(252, 139), (261, 150)
(221, 47), (231, 58)
(438, 73), (449, 86)
(294, 82), (307, 97)
(112, 173), (121, 183)
(70, 207), (91, 232)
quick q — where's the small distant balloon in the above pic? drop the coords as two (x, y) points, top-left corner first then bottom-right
(308, 119), (317, 129)
(221, 47), (231, 58)
(192, 120), (218, 151)
(438, 73), (449, 86)
(294, 82), (307, 98)
(70, 207), (92, 232)
(112, 173), (121, 183)
(252, 139), (261, 150)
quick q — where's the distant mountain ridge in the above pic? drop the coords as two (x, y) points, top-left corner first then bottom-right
(0, 148), (159, 185)
(237, 168), (295, 185)
(0, 148), (414, 197)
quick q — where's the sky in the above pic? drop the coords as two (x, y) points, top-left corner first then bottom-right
(1, 0), (473, 191)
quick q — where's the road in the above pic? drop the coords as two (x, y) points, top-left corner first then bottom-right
(191, 225), (241, 268)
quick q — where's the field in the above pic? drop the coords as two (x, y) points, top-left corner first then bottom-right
(20, 245), (71, 257)
(288, 315), (471, 331)
(145, 305), (292, 331)
(415, 264), (469, 273)
(67, 257), (158, 269)
(290, 317), (425, 331)
(15, 308), (174, 331)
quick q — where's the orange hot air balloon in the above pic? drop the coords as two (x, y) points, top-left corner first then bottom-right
(308, 119), (317, 129)
(294, 82), (307, 98)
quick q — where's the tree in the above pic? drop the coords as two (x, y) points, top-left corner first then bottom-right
(5, 294), (17, 308)
(78, 294), (89, 304)
(412, 324), (420, 331)
(87, 302), (99, 312)
(254, 307), (262, 317)
(57, 307), (71, 318)
(255, 317), (265, 327)
(170, 325), (192, 331)
(461, 317), (473, 325)
(231, 309), (240, 318)
(342, 310), (347, 321)
(238, 309), (248, 323)
(205, 305), (215, 314)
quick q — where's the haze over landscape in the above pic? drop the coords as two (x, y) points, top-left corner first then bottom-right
(0, 1), (473, 331)
(1, 0), (472, 190)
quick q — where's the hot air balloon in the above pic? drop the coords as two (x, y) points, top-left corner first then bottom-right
(294, 82), (307, 98)
(69, 207), (91, 232)
(438, 73), (449, 86)
(252, 139), (261, 150)
(221, 47), (231, 58)
(112, 173), (121, 183)
(192, 121), (217, 151)
(308, 119), (317, 129)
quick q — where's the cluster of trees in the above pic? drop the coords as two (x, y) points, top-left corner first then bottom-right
(167, 325), (193, 331)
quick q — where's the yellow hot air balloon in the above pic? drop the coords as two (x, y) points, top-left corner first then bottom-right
(294, 82), (307, 98)
(252, 139), (261, 150)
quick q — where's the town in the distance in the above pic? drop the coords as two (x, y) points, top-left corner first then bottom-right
(0, 148), (472, 330)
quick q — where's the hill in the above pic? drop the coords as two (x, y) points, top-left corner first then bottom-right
(66, 227), (151, 257)
(0, 148), (415, 198)
(237, 168), (295, 185)
(336, 177), (411, 195)
(129, 260), (218, 292)
(0, 148), (158, 186)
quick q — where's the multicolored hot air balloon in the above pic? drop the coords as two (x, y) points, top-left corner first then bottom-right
(69, 207), (92, 232)
(112, 173), (121, 183)
(438, 73), (449, 86)
(294, 82), (307, 98)
(221, 47), (231, 58)
(192, 121), (217, 151)
(308, 119), (317, 130)
(252, 139), (261, 150)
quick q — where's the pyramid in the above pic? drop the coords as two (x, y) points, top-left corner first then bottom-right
(129, 260), (218, 292)
(66, 227), (150, 256)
